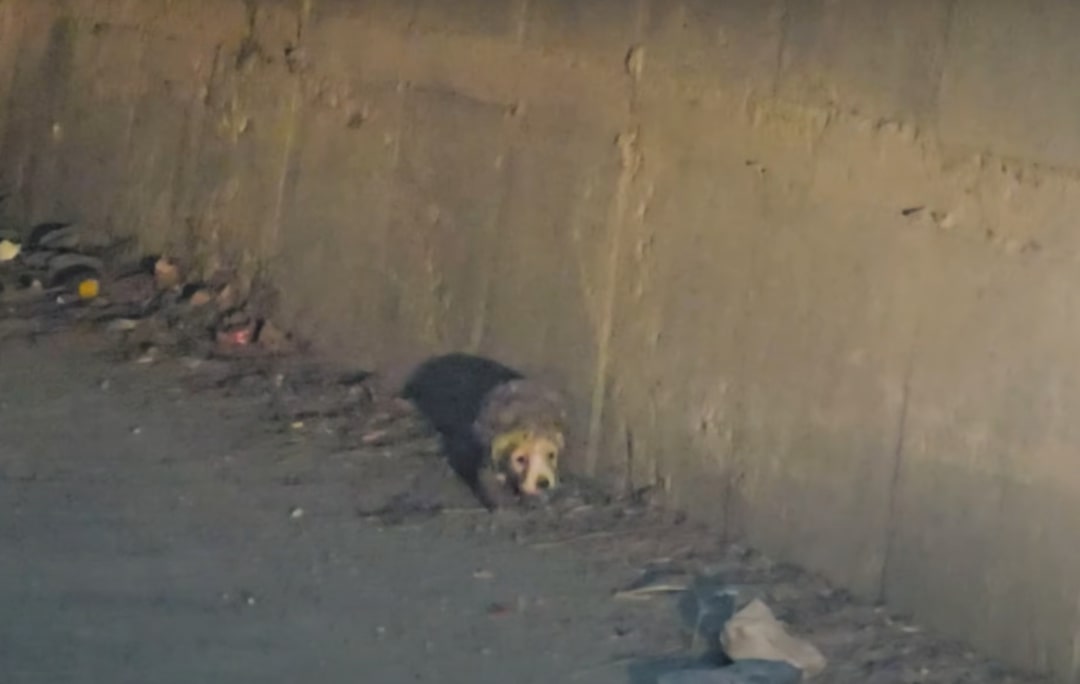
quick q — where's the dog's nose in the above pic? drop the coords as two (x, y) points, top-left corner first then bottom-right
(536, 476), (551, 490)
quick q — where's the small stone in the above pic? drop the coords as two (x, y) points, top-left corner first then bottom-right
(105, 318), (139, 333)
(133, 346), (158, 365)
(131, 426), (142, 435)
(154, 257), (182, 290)
(361, 429), (389, 444)
(216, 284), (238, 310)
(473, 569), (494, 580)
(290, 507), (304, 519)
(188, 289), (213, 307)
(256, 319), (291, 353)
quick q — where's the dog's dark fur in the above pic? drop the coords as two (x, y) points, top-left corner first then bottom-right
(401, 353), (524, 509)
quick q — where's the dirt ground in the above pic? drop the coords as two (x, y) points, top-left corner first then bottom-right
(0, 308), (1048, 683)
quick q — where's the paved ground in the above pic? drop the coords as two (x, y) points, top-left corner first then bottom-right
(0, 333), (654, 684)
(0, 325), (1047, 684)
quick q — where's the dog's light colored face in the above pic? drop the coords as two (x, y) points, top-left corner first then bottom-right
(506, 434), (562, 496)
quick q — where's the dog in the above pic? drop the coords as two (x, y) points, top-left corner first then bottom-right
(401, 353), (568, 508)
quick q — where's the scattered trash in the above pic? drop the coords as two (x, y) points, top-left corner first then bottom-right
(658, 659), (802, 684)
(214, 310), (257, 353)
(720, 599), (827, 678)
(36, 224), (81, 250)
(217, 325), (253, 349)
(104, 318), (140, 333)
(26, 221), (72, 249)
(473, 569), (494, 580)
(46, 253), (104, 291)
(77, 278), (100, 300)
(613, 566), (690, 600)
(0, 239), (20, 262)
(679, 576), (740, 656)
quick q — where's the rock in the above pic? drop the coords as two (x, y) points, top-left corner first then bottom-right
(720, 600), (826, 678)
(255, 319), (292, 353)
(188, 288), (213, 307)
(659, 660), (802, 684)
(108, 272), (156, 306)
(215, 283), (238, 310)
(153, 257), (182, 290)
(133, 345), (158, 365)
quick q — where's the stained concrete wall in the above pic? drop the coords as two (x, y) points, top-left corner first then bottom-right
(3, 0), (1080, 679)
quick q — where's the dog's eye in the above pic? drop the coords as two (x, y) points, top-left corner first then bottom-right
(547, 452), (557, 463)
(514, 454), (528, 467)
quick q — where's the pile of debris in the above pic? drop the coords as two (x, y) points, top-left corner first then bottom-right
(0, 215), (436, 452)
(0, 219), (293, 360)
(619, 569), (828, 684)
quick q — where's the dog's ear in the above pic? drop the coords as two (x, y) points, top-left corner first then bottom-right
(491, 429), (529, 463)
(553, 431), (566, 452)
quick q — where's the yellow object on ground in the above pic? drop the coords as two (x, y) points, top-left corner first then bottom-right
(0, 239), (20, 262)
(78, 278), (100, 300)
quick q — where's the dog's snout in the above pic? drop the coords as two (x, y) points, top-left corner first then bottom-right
(536, 476), (551, 490)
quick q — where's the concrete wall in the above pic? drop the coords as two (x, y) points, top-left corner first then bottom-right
(3, 0), (1080, 678)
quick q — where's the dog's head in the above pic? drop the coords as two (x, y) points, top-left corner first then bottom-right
(491, 428), (564, 497)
